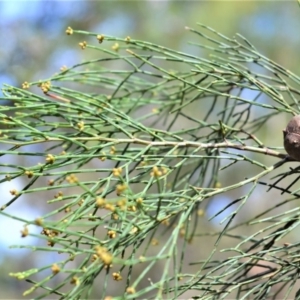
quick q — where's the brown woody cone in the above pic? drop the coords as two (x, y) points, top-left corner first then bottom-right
(283, 115), (300, 161)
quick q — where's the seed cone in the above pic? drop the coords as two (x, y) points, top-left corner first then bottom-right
(283, 115), (300, 161)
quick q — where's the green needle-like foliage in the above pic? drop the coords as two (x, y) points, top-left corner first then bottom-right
(1, 24), (300, 299)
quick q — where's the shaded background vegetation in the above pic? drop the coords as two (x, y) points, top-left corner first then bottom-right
(1, 1), (300, 299)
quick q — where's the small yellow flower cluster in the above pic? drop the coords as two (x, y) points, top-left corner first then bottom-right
(20, 226), (29, 238)
(112, 272), (122, 281)
(150, 166), (168, 177)
(65, 26), (73, 35)
(25, 170), (34, 178)
(48, 179), (54, 186)
(54, 191), (63, 199)
(95, 246), (113, 266)
(136, 197), (143, 205)
(127, 205), (137, 212)
(9, 189), (18, 195)
(66, 174), (78, 184)
(97, 34), (104, 43)
(151, 238), (159, 246)
(51, 263), (60, 275)
(46, 153), (55, 164)
(22, 81), (30, 89)
(64, 206), (71, 213)
(70, 276), (80, 285)
(112, 43), (119, 52)
(34, 218), (43, 226)
(99, 151), (106, 161)
(150, 166), (162, 177)
(105, 203), (116, 212)
(77, 121), (85, 131)
(95, 197), (106, 208)
(126, 287), (136, 294)
(140, 160), (148, 166)
(39, 81), (51, 93)
(96, 196), (135, 213)
(130, 227), (138, 234)
(91, 254), (98, 262)
(116, 198), (127, 210)
(112, 213), (119, 220)
(78, 199), (84, 206)
(41, 228), (60, 247)
(41, 228), (60, 237)
(116, 184), (127, 196)
(60, 65), (68, 71)
(107, 230), (116, 239)
(112, 167), (122, 177)
(110, 146), (116, 154)
(79, 41), (87, 50)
